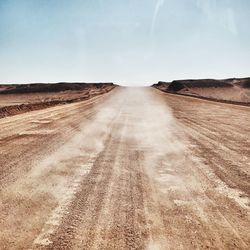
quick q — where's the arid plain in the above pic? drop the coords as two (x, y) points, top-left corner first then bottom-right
(0, 84), (250, 249)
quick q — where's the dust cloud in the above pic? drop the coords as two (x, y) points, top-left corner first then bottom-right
(122, 88), (186, 176)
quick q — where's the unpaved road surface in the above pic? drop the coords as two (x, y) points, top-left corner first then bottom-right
(0, 87), (250, 249)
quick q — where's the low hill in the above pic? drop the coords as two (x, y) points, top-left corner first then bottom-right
(0, 82), (115, 118)
(153, 78), (250, 104)
(0, 82), (114, 94)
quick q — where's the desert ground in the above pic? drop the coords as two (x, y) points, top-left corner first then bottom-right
(0, 87), (250, 249)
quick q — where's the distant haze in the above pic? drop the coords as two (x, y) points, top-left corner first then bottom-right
(0, 0), (250, 86)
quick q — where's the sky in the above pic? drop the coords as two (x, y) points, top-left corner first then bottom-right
(0, 0), (250, 86)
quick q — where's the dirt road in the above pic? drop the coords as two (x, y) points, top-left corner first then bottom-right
(0, 87), (250, 249)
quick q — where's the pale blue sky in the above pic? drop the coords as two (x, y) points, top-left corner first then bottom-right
(0, 0), (250, 85)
